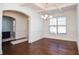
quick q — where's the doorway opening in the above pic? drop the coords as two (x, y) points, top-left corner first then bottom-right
(2, 16), (15, 42)
(2, 10), (29, 43)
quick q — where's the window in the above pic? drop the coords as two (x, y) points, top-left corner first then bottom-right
(49, 16), (66, 34)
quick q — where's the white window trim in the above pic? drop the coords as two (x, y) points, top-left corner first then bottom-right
(49, 16), (67, 35)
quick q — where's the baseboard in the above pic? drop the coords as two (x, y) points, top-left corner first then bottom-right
(43, 37), (77, 42)
(28, 36), (76, 43)
(29, 36), (43, 43)
(15, 37), (27, 40)
(11, 38), (28, 45)
(2, 37), (15, 42)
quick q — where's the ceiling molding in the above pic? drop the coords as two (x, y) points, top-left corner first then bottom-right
(34, 3), (45, 10)
(21, 3), (77, 12)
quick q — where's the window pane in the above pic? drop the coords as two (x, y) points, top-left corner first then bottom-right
(58, 26), (66, 34)
(50, 18), (57, 25)
(50, 26), (57, 33)
(58, 17), (66, 25)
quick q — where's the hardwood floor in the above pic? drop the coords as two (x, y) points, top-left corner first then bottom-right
(2, 38), (78, 55)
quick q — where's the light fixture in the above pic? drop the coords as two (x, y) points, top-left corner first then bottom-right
(41, 3), (62, 20)
(41, 3), (53, 20)
(41, 14), (53, 20)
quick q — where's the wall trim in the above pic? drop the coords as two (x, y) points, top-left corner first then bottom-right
(29, 36), (43, 43)
(43, 37), (77, 42)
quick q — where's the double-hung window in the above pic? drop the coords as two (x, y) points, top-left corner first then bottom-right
(49, 16), (66, 34)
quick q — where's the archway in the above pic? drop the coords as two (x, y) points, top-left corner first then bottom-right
(2, 10), (29, 43)
(2, 16), (15, 42)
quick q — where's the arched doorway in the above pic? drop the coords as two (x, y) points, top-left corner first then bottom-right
(2, 16), (15, 42)
(2, 10), (29, 43)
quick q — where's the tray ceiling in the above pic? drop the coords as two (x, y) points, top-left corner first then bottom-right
(21, 3), (76, 12)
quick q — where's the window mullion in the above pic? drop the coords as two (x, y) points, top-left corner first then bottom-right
(57, 17), (58, 34)
(49, 16), (66, 34)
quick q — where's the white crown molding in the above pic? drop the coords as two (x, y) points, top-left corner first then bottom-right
(21, 3), (77, 12)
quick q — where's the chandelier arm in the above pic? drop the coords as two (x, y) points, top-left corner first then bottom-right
(41, 3), (53, 20)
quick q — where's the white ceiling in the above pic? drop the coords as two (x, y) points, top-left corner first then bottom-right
(21, 3), (77, 12)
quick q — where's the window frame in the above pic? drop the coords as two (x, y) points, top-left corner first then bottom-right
(49, 16), (67, 35)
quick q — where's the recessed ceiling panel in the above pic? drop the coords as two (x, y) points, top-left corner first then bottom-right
(21, 3), (43, 11)
(21, 3), (76, 12)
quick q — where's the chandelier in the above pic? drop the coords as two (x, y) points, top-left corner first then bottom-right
(41, 14), (53, 20)
(41, 3), (53, 20)
(41, 3), (62, 20)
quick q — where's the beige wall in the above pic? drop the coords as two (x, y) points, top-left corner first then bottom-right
(3, 11), (28, 39)
(43, 8), (77, 41)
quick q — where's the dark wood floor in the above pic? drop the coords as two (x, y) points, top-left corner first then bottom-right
(2, 38), (78, 55)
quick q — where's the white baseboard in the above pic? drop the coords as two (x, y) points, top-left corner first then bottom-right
(29, 36), (43, 43)
(2, 37), (15, 42)
(11, 38), (28, 45)
(43, 35), (77, 42)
